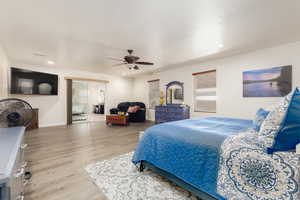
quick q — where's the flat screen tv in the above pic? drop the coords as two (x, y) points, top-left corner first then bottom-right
(10, 67), (58, 95)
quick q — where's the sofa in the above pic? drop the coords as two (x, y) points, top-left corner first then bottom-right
(110, 102), (146, 122)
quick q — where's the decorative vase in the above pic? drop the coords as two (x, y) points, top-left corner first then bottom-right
(38, 83), (52, 95)
(159, 91), (165, 105)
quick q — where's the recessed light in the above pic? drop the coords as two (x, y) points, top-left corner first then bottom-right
(47, 61), (55, 65)
(218, 44), (224, 48)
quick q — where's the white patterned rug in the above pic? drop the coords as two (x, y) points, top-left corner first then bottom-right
(85, 152), (197, 200)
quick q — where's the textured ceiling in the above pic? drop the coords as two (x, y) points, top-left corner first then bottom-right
(1, 0), (300, 76)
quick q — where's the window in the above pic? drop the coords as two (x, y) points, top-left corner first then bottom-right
(193, 70), (216, 112)
(148, 79), (160, 109)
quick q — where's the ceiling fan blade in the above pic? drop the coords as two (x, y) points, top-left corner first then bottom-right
(107, 57), (125, 62)
(135, 61), (154, 65)
(112, 63), (127, 67)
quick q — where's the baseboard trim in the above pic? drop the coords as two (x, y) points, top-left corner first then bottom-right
(39, 123), (66, 128)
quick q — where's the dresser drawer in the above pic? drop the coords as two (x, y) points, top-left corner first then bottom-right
(8, 141), (27, 200)
(155, 105), (190, 123)
(155, 106), (165, 112)
(170, 107), (183, 112)
(0, 127), (27, 200)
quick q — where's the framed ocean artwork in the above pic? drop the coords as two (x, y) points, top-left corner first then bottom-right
(243, 65), (292, 97)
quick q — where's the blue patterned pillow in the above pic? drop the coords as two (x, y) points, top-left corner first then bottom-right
(269, 88), (300, 153)
(258, 91), (292, 149)
(253, 108), (270, 132)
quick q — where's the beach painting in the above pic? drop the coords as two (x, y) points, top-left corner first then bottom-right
(243, 65), (292, 97)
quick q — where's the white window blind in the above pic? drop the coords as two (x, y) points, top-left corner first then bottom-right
(148, 79), (160, 109)
(193, 70), (216, 112)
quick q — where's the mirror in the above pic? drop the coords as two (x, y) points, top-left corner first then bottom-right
(166, 81), (184, 104)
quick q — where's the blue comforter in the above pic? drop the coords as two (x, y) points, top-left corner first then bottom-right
(132, 117), (253, 199)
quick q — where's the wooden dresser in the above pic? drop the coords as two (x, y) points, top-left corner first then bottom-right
(155, 104), (190, 123)
(0, 127), (27, 200)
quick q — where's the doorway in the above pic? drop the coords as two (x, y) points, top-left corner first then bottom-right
(67, 79), (107, 125)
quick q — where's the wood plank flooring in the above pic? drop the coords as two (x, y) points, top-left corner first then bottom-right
(24, 121), (153, 200)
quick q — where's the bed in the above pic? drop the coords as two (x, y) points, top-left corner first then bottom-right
(132, 117), (299, 200)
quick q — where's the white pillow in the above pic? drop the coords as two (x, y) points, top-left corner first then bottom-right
(258, 93), (292, 148)
(296, 143), (300, 155)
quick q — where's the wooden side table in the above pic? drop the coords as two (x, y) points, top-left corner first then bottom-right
(106, 115), (129, 126)
(26, 108), (39, 131)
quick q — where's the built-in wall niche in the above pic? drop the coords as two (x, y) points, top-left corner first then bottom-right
(10, 67), (58, 95)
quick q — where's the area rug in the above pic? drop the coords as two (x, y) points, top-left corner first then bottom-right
(85, 152), (197, 200)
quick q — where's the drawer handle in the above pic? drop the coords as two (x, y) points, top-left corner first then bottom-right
(14, 168), (25, 178)
(20, 144), (28, 149)
(16, 194), (24, 200)
(21, 161), (28, 168)
(23, 179), (31, 186)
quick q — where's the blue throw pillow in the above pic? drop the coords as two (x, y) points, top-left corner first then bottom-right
(253, 108), (270, 132)
(269, 88), (300, 152)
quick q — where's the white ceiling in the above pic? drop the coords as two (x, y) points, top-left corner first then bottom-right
(1, 0), (300, 76)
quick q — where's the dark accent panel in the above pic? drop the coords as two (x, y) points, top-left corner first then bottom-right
(66, 79), (73, 125)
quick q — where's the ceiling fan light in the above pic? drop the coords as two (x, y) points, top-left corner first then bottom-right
(110, 49), (153, 72)
(47, 60), (55, 65)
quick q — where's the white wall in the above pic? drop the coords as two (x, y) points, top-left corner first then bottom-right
(0, 45), (9, 99)
(9, 63), (133, 127)
(133, 41), (300, 120)
(87, 81), (106, 114)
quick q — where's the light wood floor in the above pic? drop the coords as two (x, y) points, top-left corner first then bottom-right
(24, 121), (153, 200)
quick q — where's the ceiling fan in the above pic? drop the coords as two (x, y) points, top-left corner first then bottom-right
(109, 49), (154, 70)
